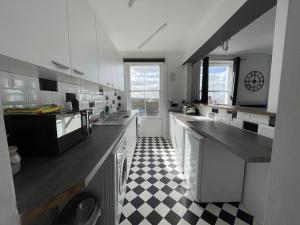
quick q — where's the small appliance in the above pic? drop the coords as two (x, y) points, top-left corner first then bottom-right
(4, 112), (88, 156)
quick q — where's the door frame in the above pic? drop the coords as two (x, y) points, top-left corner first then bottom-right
(124, 62), (167, 137)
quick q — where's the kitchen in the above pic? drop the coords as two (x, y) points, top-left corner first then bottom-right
(0, 0), (299, 225)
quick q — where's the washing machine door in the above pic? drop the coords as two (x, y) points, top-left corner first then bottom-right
(116, 153), (127, 224)
(119, 154), (128, 195)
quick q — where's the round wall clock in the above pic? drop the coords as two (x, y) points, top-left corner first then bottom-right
(244, 71), (264, 92)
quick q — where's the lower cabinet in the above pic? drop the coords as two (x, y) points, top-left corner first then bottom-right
(174, 118), (189, 173)
(185, 128), (245, 203)
(87, 153), (115, 225)
(126, 116), (137, 176)
(169, 113), (176, 148)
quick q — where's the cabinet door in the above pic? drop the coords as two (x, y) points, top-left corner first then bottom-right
(115, 54), (125, 90)
(67, 0), (98, 83)
(0, 0), (71, 74)
(96, 21), (124, 90)
(169, 113), (176, 147)
(96, 21), (113, 87)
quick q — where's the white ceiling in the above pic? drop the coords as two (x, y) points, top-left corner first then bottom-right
(210, 7), (276, 56)
(90, 0), (224, 53)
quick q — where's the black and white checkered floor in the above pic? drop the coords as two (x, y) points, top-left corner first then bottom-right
(120, 137), (254, 225)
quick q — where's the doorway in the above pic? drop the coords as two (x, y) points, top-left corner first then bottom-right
(125, 62), (165, 137)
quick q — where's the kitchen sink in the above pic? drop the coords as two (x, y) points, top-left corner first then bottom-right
(93, 111), (132, 126)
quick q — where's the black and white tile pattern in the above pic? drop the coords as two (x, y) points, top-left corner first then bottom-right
(120, 137), (254, 225)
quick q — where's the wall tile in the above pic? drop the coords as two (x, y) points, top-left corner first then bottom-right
(237, 112), (251, 121)
(0, 71), (11, 88)
(258, 125), (275, 139)
(251, 114), (269, 125)
(0, 70), (123, 114)
(1, 89), (26, 103)
(231, 119), (243, 129)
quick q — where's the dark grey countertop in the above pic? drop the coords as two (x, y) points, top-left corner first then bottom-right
(13, 112), (137, 217)
(171, 112), (273, 163)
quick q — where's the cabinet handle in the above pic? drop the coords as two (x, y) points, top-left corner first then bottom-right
(73, 69), (85, 75)
(51, 60), (70, 70)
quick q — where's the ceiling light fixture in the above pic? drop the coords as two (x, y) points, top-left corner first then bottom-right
(138, 22), (168, 50)
(221, 39), (230, 52)
(128, 0), (136, 8)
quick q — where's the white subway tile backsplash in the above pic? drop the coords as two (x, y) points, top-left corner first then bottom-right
(218, 109), (228, 115)
(258, 125), (275, 139)
(251, 114), (269, 125)
(231, 119), (243, 129)
(221, 117), (232, 125)
(0, 70), (124, 113)
(1, 89), (26, 103)
(237, 112), (251, 121)
(0, 71), (11, 88)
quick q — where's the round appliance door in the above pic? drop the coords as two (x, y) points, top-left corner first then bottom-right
(119, 154), (128, 195)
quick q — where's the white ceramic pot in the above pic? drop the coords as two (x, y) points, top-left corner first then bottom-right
(9, 146), (21, 175)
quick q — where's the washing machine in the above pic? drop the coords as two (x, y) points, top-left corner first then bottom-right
(113, 134), (128, 225)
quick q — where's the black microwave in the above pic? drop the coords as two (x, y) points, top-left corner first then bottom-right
(4, 112), (87, 156)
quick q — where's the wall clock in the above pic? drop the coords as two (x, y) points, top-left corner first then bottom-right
(244, 71), (264, 92)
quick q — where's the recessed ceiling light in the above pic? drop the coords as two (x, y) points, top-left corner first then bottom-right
(138, 23), (168, 50)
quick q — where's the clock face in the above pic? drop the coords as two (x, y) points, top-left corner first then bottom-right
(244, 71), (264, 92)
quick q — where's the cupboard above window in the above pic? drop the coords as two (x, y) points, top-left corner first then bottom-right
(0, 0), (124, 90)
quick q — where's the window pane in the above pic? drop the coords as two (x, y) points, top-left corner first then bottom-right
(144, 66), (160, 91)
(145, 92), (159, 116)
(129, 64), (161, 117)
(208, 91), (229, 105)
(131, 92), (145, 116)
(209, 66), (228, 91)
(207, 62), (233, 105)
(130, 66), (145, 91)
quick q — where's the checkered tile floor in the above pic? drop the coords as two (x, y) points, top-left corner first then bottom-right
(120, 137), (254, 225)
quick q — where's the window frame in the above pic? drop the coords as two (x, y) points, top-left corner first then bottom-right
(200, 60), (234, 105)
(125, 62), (163, 118)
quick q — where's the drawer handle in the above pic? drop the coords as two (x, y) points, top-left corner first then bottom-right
(73, 69), (85, 75)
(51, 60), (70, 70)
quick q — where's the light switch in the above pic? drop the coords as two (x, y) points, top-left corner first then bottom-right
(170, 72), (176, 82)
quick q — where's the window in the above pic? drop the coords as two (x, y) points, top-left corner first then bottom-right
(200, 61), (233, 105)
(127, 64), (161, 117)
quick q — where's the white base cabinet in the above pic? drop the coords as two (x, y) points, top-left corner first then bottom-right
(185, 128), (245, 203)
(174, 118), (189, 173)
(169, 113), (176, 148)
(126, 116), (137, 176)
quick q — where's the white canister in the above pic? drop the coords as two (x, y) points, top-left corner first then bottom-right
(9, 146), (21, 175)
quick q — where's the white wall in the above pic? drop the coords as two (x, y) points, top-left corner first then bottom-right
(265, 0), (300, 224)
(0, 99), (20, 224)
(237, 53), (272, 106)
(267, 0), (289, 113)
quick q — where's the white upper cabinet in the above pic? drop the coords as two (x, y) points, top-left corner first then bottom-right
(67, 0), (98, 83)
(0, 0), (71, 74)
(112, 52), (125, 91)
(96, 21), (124, 90)
(96, 21), (113, 87)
